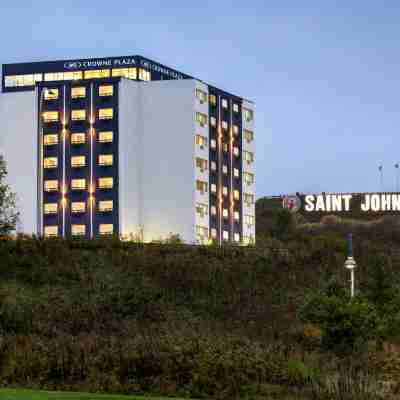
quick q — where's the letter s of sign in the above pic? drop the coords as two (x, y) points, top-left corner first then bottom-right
(305, 195), (315, 212)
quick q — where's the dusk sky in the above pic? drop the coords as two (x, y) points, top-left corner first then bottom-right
(1, 1), (400, 197)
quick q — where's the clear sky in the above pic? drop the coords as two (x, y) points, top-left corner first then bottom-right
(1, 0), (400, 197)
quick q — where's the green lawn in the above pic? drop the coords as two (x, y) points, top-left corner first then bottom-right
(0, 389), (185, 400)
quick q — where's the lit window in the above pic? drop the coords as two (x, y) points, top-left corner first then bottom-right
(99, 85), (113, 97)
(138, 68), (151, 81)
(44, 157), (58, 169)
(210, 139), (217, 149)
(233, 103), (239, 113)
(209, 94), (217, 106)
(71, 109), (86, 121)
(99, 154), (113, 166)
(44, 88), (59, 100)
(98, 200), (113, 212)
(223, 143), (228, 152)
(233, 168), (239, 178)
(222, 186), (228, 196)
(5, 73), (42, 87)
(211, 183), (217, 193)
(99, 224), (113, 235)
(44, 226), (58, 237)
(233, 146), (239, 157)
(222, 165), (228, 175)
(84, 69), (110, 79)
(44, 180), (58, 192)
(43, 134), (58, 146)
(99, 131), (113, 143)
(244, 151), (254, 164)
(222, 121), (228, 131)
(99, 108), (113, 120)
(234, 211), (240, 221)
(210, 116), (217, 127)
(44, 72), (64, 81)
(71, 179), (86, 190)
(72, 224), (86, 236)
(221, 99), (228, 109)
(44, 203), (58, 215)
(211, 161), (217, 171)
(64, 71), (83, 80)
(71, 133), (86, 144)
(222, 209), (229, 219)
(223, 230), (229, 240)
(244, 193), (255, 206)
(233, 125), (239, 135)
(196, 225), (208, 239)
(98, 177), (113, 189)
(211, 206), (217, 215)
(42, 111), (59, 122)
(71, 202), (86, 214)
(196, 112), (207, 127)
(244, 108), (254, 122)
(195, 134), (207, 149)
(245, 215), (255, 226)
(71, 87), (86, 99)
(244, 129), (254, 143)
(195, 157), (208, 172)
(71, 156), (86, 168)
(196, 203), (208, 218)
(233, 190), (240, 200)
(112, 68), (137, 79)
(244, 172), (255, 185)
(196, 180), (208, 194)
(196, 88), (207, 104)
(234, 233), (240, 242)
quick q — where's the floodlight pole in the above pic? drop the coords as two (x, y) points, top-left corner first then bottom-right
(344, 233), (357, 298)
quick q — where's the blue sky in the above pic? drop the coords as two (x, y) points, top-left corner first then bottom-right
(1, 0), (400, 196)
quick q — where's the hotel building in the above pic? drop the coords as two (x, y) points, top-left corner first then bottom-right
(0, 55), (255, 244)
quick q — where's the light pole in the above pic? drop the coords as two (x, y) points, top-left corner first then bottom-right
(395, 163), (399, 192)
(344, 233), (357, 298)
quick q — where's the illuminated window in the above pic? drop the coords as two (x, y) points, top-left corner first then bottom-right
(98, 200), (113, 212)
(98, 131), (113, 143)
(211, 183), (217, 193)
(71, 179), (86, 190)
(223, 143), (228, 152)
(210, 116), (216, 127)
(71, 87), (86, 99)
(234, 168), (239, 178)
(222, 121), (228, 131)
(233, 103), (239, 113)
(211, 206), (217, 215)
(233, 146), (240, 157)
(195, 134), (207, 149)
(209, 94), (216, 106)
(99, 108), (113, 120)
(44, 88), (59, 100)
(195, 157), (208, 172)
(196, 180), (208, 194)
(222, 230), (229, 240)
(72, 224), (86, 236)
(222, 209), (229, 219)
(211, 161), (217, 171)
(99, 154), (113, 166)
(43, 134), (58, 146)
(44, 203), (58, 215)
(222, 165), (228, 175)
(244, 108), (254, 122)
(196, 88), (207, 104)
(234, 211), (240, 221)
(233, 190), (240, 201)
(84, 69), (110, 79)
(44, 157), (58, 169)
(44, 226), (58, 237)
(244, 193), (255, 206)
(210, 139), (217, 149)
(196, 203), (208, 218)
(71, 202), (86, 214)
(196, 225), (208, 239)
(44, 72), (65, 81)
(234, 233), (240, 242)
(5, 73), (42, 87)
(71, 156), (86, 168)
(64, 71), (83, 80)
(245, 215), (255, 226)
(221, 99), (228, 109)
(44, 180), (58, 192)
(99, 224), (113, 235)
(71, 133), (86, 144)
(211, 228), (217, 238)
(42, 111), (59, 122)
(112, 68), (137, 79)
(233, 125), (239, 135)
(222, 186), (228, 196)
(244, 151), (254, 164)
(99, 85), (113, 97)
(98, 177), (113, 189)
(138, 68), (151, 81)
(244, 129), (254, 143)
(196, 112), (207, 127)
(71, 109), (86, 121)
(244, 172), (255, 185)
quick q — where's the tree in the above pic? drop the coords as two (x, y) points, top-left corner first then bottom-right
(0, 155), (18, 235)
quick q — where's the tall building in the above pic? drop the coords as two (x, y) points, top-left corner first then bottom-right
(0, 55), (255, 244)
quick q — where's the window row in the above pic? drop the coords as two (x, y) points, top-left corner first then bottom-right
(43, 154), (113, 169)
(209, 139), (240, 156)
(43, 85), (114, 101)
(195, 225), (241, 243)
(44, 177), (113, 191)
(195, 180), (241, 200)
(209, 162), (240, 178)
(44, 131), (113, 145)
(208, 95), (240, 113)
(44, 223), (114, 237)
(44, 200), (113, 214)
(42, 108), (113, 122)
(196, 202), (242, 221)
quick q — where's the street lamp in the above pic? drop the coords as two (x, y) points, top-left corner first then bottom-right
(344, 233), (357, 298)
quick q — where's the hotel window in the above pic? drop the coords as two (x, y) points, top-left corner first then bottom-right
(44, 88), (59, 100)
(99, 154), (113, 166)
(211, 161), (217, 171)
(72, 224), (86, 237)
(244, 151), (254, 164)
(244, 129), (254, 143)
(222, 121), (228, 131)
(99, 108), (113, 120)
(5, 73), (42, 87)
(234, 233), (240, 242)
(222, 209), (229, 219)
(244, 172), (255, 185)
(71, 109), (86, 121)
(222, 165), (228, 175)
(233, 190), (240, 200)
(84, 69), (110, 79)
(138, 68), (151, 81)
(44, 72), (65, 81)
(211, 205), (217, 216)
(42, 111), (59, 122)
(211, 183), (217, 193)
(222, 230), (229, 241)
(244, 193), (255, 206)
(210, 116), (216, 127)
(71, 156), (86, 168)
(233, 146), (240, 157)
(223, 143), (228, 153)
(99, 131), (113, 143)
(44, 203), (58, 215)
(196, 225), (208, 239)
(245, 215), (255, 226)
(71, 87), (86, 99)
(210, 139), (217, 149)
(234, 211), (240, 221)
(195, 134), (207, 149)
(195, 88), (207, 104)
(99, 85), (113, 97)
(71, 179), (86, 190)
(196, 112), (207, 127)
(43, 134), (58, 146)
(71, 202), (86, 214)
(195, 157), (207, 172)
(71, 133), (86, 144)
(233, 168), (239, 178)
(196, 180), (208, 194)
(112, 68), (137, 79)
(209, 94), (217, 106)
(98, 200), (113, 212)
(64, 71), (83, 80)
(44, 226), (58, 237)
(233, 103), (239, 113)
(233, 125), (239, 136)
(243, 108), (254, 122)
(222, 186), (228, 197)
(221, 99), (228, 109)
(211, 228), (217, 239)
(196, 203), (208, 218)
(99, 224), (113, 235)
(44, 180), (58, 192)
(98, 177), (113, 189)
(44, 157), (58, 169)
